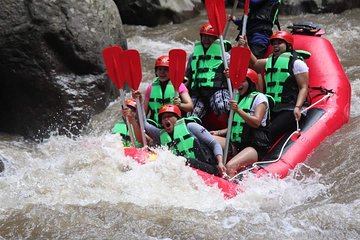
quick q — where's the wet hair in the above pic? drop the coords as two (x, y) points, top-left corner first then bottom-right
(247, 78), (257, 93)
(128, 106), (136, 112)
(238, 78), (257, 102)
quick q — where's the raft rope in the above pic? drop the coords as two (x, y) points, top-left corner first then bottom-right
(228, 91), (333, 182)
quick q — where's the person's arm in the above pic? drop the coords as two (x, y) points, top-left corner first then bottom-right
(257, 74), (265, 93)
(144, 85), (153, 114)
(122, 108), (143, 146)
(293, 60), (309, 121)
(132, 89), (149, 115)
(210, 128), (228, 137)
(294, 72), (308, 121)
(237, 35), (267, 73)
(175, 83), (193, 112)
(229, 99), (267, 128)
(144, 121), (161, 145)
(231, 16), (242, 26)
(187, 123), (226, 174)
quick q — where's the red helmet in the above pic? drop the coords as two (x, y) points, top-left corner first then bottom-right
(270, 30), (294, 46)
(125, 98), (137, 109)
(158, 104), (182, 119)
(155, 55), (169, 68)
(246, 68), (258, 85)
(200, 23), (218, 37)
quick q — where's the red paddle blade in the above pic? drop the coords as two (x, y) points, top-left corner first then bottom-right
(102, 46), (124, 89)
(205, 0), (226, 36)
(119, 49), (142, 90)
(229, 47), (251, 89)
(169, 49), (186, 91)
(244, 0), (250, 15)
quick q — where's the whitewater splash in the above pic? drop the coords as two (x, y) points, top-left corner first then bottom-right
(0, 131), (329, 215)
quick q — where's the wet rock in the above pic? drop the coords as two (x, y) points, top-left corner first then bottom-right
(0, 0), (126, 140)
(115, 0), (202, 27)
(0, 155), (4, 173)
(119, 0), (359, 28)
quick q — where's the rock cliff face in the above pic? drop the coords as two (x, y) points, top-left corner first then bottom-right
(0, 0), (358, 140)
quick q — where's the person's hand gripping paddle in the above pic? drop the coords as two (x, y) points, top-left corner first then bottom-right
(102, 46), (136, 147)
(118, 49), (147, 146)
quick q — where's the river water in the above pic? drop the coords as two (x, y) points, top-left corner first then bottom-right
(0, 8), (359, 239)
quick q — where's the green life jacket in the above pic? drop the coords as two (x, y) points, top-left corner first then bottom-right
(148, 78), (176, 124)
(264, 51), (305, 105)
(190, 39), (227, 89)
(230, 92), (259, 143)
(160, 117), (199, 159)
(112, 119), (142, 148)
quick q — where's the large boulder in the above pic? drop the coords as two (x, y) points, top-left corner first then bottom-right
(0, 0), (126, 140)
(118, 0), (360, 27)
(115, 0), (202, 27)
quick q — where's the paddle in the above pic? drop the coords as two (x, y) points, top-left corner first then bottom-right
(223, 0), (239, 40)
(118, 49), (147, 146)
(102, 46), (124, 89)
(229, 47), (251, 90)
(223, 46), (251, 162)
(241, 0), (250, 36)
(222, 0), (251, 163)
(205, 0), (232, 97)
(169, 49), (187, 93)
(169, 49), (186, 91)
(102, 46), (135, 147)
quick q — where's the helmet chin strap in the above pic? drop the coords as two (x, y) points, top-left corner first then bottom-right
(286, 44), (293, 52)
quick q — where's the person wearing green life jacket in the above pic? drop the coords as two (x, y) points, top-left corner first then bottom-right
(132, 55), (193, 127)
(142, 104), (227, 177)
(238, 30), (309, 144)
(185, 23), (231, 120)
(210, 69), (271, 177)
(112, 98), (144, 148)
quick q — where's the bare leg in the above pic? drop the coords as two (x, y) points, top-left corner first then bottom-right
(225, 147), (258, 178)
(212, 135), (226, 149)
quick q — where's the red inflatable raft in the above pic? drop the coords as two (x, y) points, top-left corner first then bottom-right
(124, 29), (351, 199)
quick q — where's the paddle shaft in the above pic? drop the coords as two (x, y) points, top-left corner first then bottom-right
(241, 15), (248, 36)
(135, 98), (147, 146)
(223, 0), (239, 40)
(102, 46), (136, 147)
(223, 89), (237, 163)
(242, 0), (250, 36)
(118, 49), (148, 147)
(120, 89), (136, 147)
(219, 35), (233, 99)
(223, 0), (250, 164)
